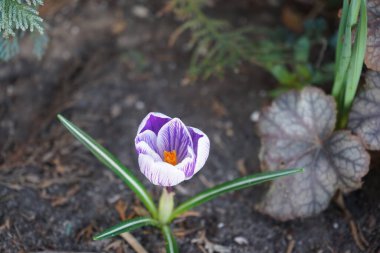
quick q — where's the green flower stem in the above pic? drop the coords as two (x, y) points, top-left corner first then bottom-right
(161, 225), (179, 253)
(158, 188), (175, 225)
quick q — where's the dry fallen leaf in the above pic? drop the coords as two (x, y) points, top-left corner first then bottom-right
(349, 71), (380, 150)
(365, 0), (380, 71)
(257, 87), (370, 220)
(115, 199), (128, 221)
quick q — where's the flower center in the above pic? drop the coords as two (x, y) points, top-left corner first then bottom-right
(164, 150), (177, 166)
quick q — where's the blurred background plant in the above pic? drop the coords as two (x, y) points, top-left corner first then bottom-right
(0, 0), (48, 61)
(0, 0), (336, 95)
(164, 0), (336, 95)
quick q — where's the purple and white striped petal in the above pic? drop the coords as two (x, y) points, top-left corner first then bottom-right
(175, 146), (196, 178)
(188, 127), (210, 174)
(138, 154), (186, 186)
(135, 112), (210, 186)
(157, 118), (193, 161)
(135, 130), (161, 161)
(137, 112), (172, 135)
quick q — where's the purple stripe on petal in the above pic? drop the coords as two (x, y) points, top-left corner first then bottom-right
(137, 112), (171, 135)
(157, 118), (193, 161)
(175, 146), (196, 178)
(135, 130), (159, 153)
(138, 154), (186, 186)
(188, 127), (203, 154)
(136, 142), (162, 161)
(188, 127), (210, 174)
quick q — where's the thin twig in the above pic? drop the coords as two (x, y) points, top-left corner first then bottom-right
(120, 232), (149, 253)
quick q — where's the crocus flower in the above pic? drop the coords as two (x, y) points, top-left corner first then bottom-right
(135, 112), (210, 186)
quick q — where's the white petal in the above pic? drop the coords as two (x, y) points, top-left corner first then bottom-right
(137, 112), (172, 134)
(135, 130), (161, 161)
(138, 154), (186, 186)
(189, 127), (210, 174)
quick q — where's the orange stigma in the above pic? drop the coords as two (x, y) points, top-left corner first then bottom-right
(164, 150), (177, 166)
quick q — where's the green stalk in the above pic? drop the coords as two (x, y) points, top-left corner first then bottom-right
(161, 225), (179, 253)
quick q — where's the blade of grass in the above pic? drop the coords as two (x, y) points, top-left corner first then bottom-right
(93, 217), (158, 240)
(161, 225), (179, 253)
(332, 0), (352, 99)
(57, 114), (158, 218)
(343, 0), (367, 120)
(335, 0), (349, 65)
(170, 168), (303, 220)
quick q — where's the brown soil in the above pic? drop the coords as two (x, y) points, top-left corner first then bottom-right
(1, 1), (379, 252)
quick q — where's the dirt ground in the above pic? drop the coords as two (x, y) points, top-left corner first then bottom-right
(1, 0), (380, 252)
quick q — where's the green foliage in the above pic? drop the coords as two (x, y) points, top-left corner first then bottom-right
(0, 35), (19, 60)
(0, 0), (44, 38)
(168, 0), (334, 93)
(32, 31), (48, 59)
(169, 0), (256, 80)
(0, 0), (46, 61)
(332, 0), (367, 128)
(93, 217), (159, 240)
(57, 115), (159, 218)
(261, 25), (335, 96)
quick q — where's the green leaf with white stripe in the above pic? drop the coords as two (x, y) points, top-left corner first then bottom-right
(57, 114), (158, 218)
(93, 217), (158, 240)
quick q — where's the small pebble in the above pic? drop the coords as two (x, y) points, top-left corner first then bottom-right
(250, 111), (260, 122)
(135, 101), (145, 110)
(111, 104), (122, 118)
(124, 94), (138, 107)
(333, 222), (339, 229)
(107, 194), (121, 204)
(217, 223), (225, 228)
(132, 5), (149, 18)
(234, 236), (249, 245)
(6, 86), (14, 95)
(70, 26), (80, 35)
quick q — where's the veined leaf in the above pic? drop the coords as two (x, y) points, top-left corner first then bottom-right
(365, 0), (380, 71)
(349, 71), (380, 150)
(170, 168), (303, 220)
(57, 115), (158, 218)
(257, 87), (369, 220)
(93, 217), (158, 240)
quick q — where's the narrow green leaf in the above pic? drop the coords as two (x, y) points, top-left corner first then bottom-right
(161, 225), (179, 253)
(57, 114), (158, 218)
(170, 168), (303, 220)
(93, 217), (158, 240)
(332, 0), (352, 99)
(335, 0), (349, 64)
(349, 0), (361, 26)
(343, 0), (367, 119)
